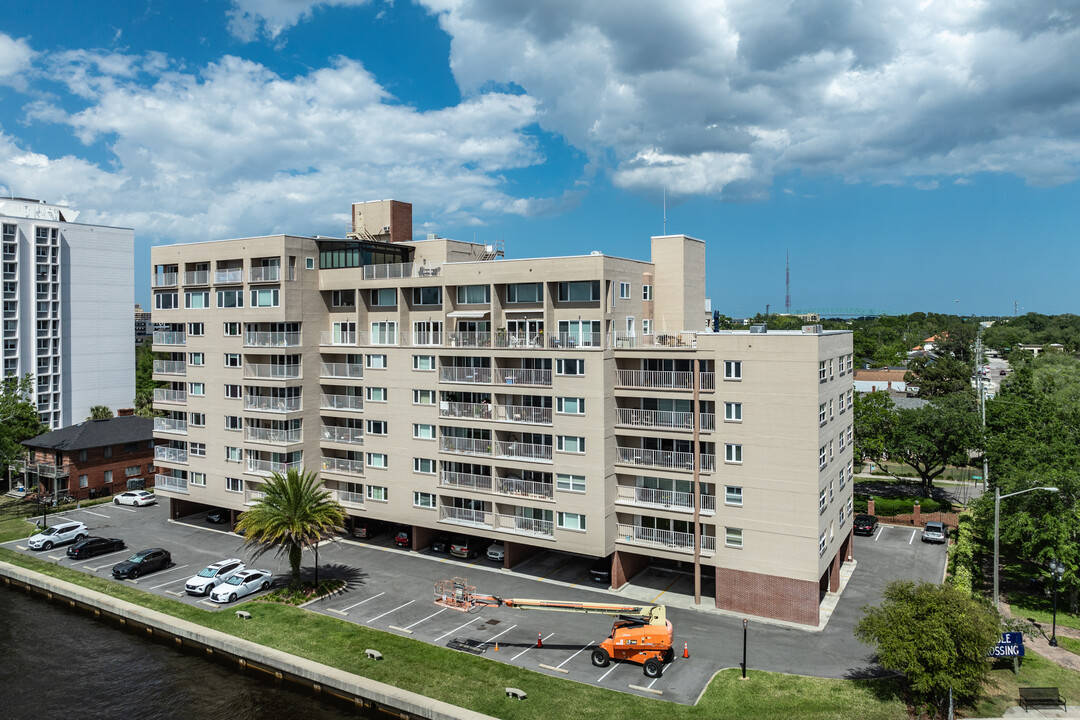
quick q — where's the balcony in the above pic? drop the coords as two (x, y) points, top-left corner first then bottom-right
(494, 513), (554, 538)
(493, 368), (552, 387)
(152, 272), (178, 288)
(447, 332), (491, 348)
(700, 372), (715, 390)
(547, 332), (602, 349)
(245, 489), (266, 506)
(439, 367), (492, 384)
(700, 413), (716, 431)
(153, 388), (187, 404)
(244, 363), (301, 380)
(361, 261), (437, 280)
(154, 446), (188, 464)
(440, 436), (490, 457)
(616, 523), (695, 553)
(699, 454), (716, 473)
(439, 505), (492, 529)
(320, 425), (364, 445)
(616, 369), (692, 390)
(495, 477), (554, 500)
(153, 331), (186, 346)
(320, 362), (363, 379)
(493, 405), (552, 425)
(440, 401), (492, 421)
(493, 332), (544, 349)
(440, 470), (493, 493)
(246, 458), (301, 475)
(334, 490), (364, 508)
(245, 331), (301, 348)
(244, 395), (301, 413)
(616, 447), (694, 471)
(616, 486), (693, 512)
(153, 360), (186, 375)
(321, 456), (364, 476)
(320, 394), (363, 412)
(154, 474), (188, 494)
(494, 440), (552, 463)
(320, 330), (360, 346)
(615, 408), (694, 431)
(215, 268), (244, 284)
(245, 427), (303, 445)
(26, 462), (68, 478)
(249, 266), (280, 283)
(609, 331), (697, 349)
(183, 270), (209, 285)
(154, 417), (188, 435)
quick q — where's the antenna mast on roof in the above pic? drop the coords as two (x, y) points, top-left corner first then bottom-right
(663, 187), (666, 235)
(785, 250), (791, 314)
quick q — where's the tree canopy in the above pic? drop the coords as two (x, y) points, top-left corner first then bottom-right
(0, 374), (47, 472)
(88, 405), (113, 420)
(134, 344), (163, 418)
(887, 394), (980, 493)
(904, 355), (975, 398)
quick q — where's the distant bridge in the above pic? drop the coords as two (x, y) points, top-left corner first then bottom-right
(789, 308), (888, 318)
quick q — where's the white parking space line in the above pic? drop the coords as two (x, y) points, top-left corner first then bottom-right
(874, 526), (883, 541)
(434, 616), (485, 643)
(129, 564), (189, 583)
(511, 632), (554, 660)
(598, 662), (620, 682)
(71, 550), (129, 566)
(909, 529), (916, 545)
(149, 576), (189, 590)
(556, 642), (593, 669)
(333, 592), (385, 615)
(404, 608), (446, 630)
(368, 599), (415, 624)
(81, 510), (110, 519)
(112, 506), (138, 513)
(486, 623), (517, 645)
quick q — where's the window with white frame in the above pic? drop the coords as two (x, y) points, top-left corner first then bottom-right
(847, 354), (853, 372)
(190, 442), (206, 457)
(188, 352), (204, 366)
(556, 473), (585, 492)
(819, 531), (827, 556)
(724, 402), (742, 421)
(190, 472), (206, 487)
(557, 436), (585, 453)
(78, 474), (88, 488)
(155, 292), (178, 310)
(103, 470), (112, 483)
(413, 423), (435, 439)
(366, 387), (387, 402)
(847, 496), (853, 516)
(819, 489), (827, 513)
(224, 415), (242, 431)
(366, 419), (387, 435)
(413, 355), (435, 371)
(829, 480), (835, 502)
(188, 382), (205, 396)
(829, 440), (834, 460)
(642, 285), (653, 301)
(370, 321), (397, 345)
(366, 484), (388, 500)
(224, 322), (241, 336)
(557, 512), (587, 531)
(724, 443), (742, 463)
(189, 412), (205, 427)
(226, 477), (242, 493)
(847, 389), (853, 408)
(185, 291), (210, 309)
(225, 384), (242, 399)
(413, 491), (436, 509)
(412, 287), (442, 305)
(619, 282), (631, 299)
(556, 358), (584, 376)
(642, 319), (652, 335)
(413, 389), (436, 405)
(839, 431), (846, 451)
(456, 285), (490, 304)
(839, 469), (846, 491)
(224, 353), (241, 368)
(250, 288), (279, 307)
(556, 397), (585, 414)
(366, 453), (387, 469)
(331, 289), (355, 307)
(187, 323), (204, 336)
(225, 446), (242, 462)
(724, 360), (742, 380)
(819, 446), (827, 468)
(413, 457), (436, 474)
(306, 257), (315, 270)
(819, 360), (827, 381)
(829, 400), (834, 420)
(838, 392), (846, 413)
(725, 486), (743, 506)
(725, 527), (743, 548)
(819, 403), (827, 425)
(366, 354), (387, 369)
(217, 289), (243, 308)
(847, 425), (853, 445)
(370, 288), (396, 307)
(839, 505), (846, 526)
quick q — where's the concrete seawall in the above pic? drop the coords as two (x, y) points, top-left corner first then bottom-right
(0, 560), (497, 720)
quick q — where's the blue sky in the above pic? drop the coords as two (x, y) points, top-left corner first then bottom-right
(1, 0), (1078, 316)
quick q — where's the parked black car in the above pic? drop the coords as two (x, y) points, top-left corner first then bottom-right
(67, 537), (126, 560)
(206, 508), (230, 524)
(112, 548), (172, 579)
(853, 514), (879, 536)
(590, 555), (613, 584)
(430, 535), (451, 553)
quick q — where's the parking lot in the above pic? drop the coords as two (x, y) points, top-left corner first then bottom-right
(3, 503), (948, 704)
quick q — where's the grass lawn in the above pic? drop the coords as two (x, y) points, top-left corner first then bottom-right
(1056, 636), (1080, 656)
(1000, 558), (1080, 632)
(970, 651), (1080, 718)
(0, 547), (909, 720)
(0, 517), (36, 544)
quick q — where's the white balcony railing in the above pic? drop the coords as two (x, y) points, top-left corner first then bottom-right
(153, 331), (186, 346)
(153, 360), (186, 375)
(609, 331), (697, 349)
(244, 331), (301, 347)
(440, 401), (492, 421)
(246, 458), (302, 475)
(154, 446), (188, 464)
(615, 370), (693, 390)
(699, 454), (716, 473)
(616, 485), (694, 511)
(320, 330), (360, 346)
(700, 413), (716, 431)
(244, 395), (301, 413)
(700, 494), (716, 514)
(245, 490), (266, 505)
(493, 368), (552, 387)
(439, 505), (492, 528)
(700, 372), (715, 390)
(361, 261), (439, 280)
(244, 363), (301, 380)
(494, 440), (553, 462)
(439, 366), (492, 384)
(153, 388), (187, 404)
(245, 427), (303, 445)
(154, 474), (188, 494)
(249, 266), (280, 283)
(494, 513), (554, 537)
(320, 362), (363, 379)
(493, 332), (544, 349)
(320, 394), (363, 412)
(615, 408), (694, 430)
(183, 270), (209, 285)
(321, 425), (364, 445)
(617, 523), (695, 552)
(701, 535), (716, 554)
(215, 268), (244, 284)
(335, 490), (364, 507)
(493, 404), (552, 425)
(495, 477), (554, 500)
(547, 332), (602, 349)
(152, 272), (178, 288)
(440, 471), (493, 493)
(154, 417), (188, 435)
(321, 456), (364, 476)
(447, 332), (491, 348)
(616, 447), (695, 471)
(439, 436), (491, 456)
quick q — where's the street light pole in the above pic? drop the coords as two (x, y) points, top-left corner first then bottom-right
(1049, 559), (1065, 647)
(741, 618), (748, 679)
(994, 485), (1059, 609)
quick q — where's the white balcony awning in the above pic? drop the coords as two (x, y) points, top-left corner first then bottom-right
(447, 310), (490, 318)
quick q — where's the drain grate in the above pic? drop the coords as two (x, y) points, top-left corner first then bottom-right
(446, 637), (489, 655)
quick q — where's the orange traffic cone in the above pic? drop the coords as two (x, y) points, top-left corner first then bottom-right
(683, 642), (689, 659)
(537, 631), (543, 648)
(493, 642), (500, 651)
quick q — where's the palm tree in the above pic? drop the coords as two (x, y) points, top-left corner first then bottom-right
(235, 468), (345, 586)
(88, 405), (113, 420)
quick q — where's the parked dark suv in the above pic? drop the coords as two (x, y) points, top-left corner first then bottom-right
(853, 514), (879, 536)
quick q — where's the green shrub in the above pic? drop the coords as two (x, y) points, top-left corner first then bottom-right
(947, 513), (977, 596)
(853, 496), (950, 516)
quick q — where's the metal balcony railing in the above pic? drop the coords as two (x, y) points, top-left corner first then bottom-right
(615, 369), (692, 389)
(439, 436), (491, 456)
(245, 331), (301, 348)
(245, 427), (303, 445)
(249, 266), (280, 283)
(153, 331), (186, 346)
(154, 417), (188, 434)
(154, 446), (188, 464)
(154, 474), (188, 494)
(616, 485), (694, 511)
(245, 489), (266, 505)
(320, 330), (360, 346)
(153, 388), (187, 404)
(494, 513), (554, 537)
(321, 456), (364, 476)
(440, 401), (492, 421)
(152, 272), (178, 288)
(215, 268), (244, 284)
(447, 332), (491, 348)
(335, 490), (364, 507)
(493, 405), (552, 425)
(439, 367), (492, 384)
(617, 523), (696, 552)
(244, 395), (301, 413)
(547, 332), (602, 349)
(495, 477), (554, 500)
(320, 426), (364, 445)
(320, 394), (363, 412)
(493, 332), (544, 349)
(494, 440), (552, 462)
(439, 505), (492, 528)
(243, 363), (301, 380)
(616, 447), (695, 471)
(320, 362), (363, 379)
(493, 368), (552, 387)
(440, 471), (493, 493)
(246, 459), (301, 475)
(153, 360), (186, 375)
(615, 407), (694, 430)
(183, 270), (209, 285)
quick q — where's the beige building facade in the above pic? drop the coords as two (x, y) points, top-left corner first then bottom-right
(150, 200), (855, 625)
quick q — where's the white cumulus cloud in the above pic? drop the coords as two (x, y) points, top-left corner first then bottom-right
(227, 0), (374, 41)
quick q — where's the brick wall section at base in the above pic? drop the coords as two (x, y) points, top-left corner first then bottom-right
(412, 525), (437, 552)
(715, 567), (820, 626)
(612, 550), (649, 589)
(882, 511), (959, 528)
(504, 540), (542, 569)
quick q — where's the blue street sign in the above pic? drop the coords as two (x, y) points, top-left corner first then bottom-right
(988, 632), (1024, 657)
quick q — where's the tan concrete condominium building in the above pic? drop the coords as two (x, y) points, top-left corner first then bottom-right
(151, 200), (855, 625)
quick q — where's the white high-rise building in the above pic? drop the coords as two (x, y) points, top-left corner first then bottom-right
(1, 198), (135, 428)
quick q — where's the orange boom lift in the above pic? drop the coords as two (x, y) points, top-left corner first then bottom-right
(434, 577), (675, 677)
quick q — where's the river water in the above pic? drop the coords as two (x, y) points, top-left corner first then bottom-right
(0, 584), (373, 719)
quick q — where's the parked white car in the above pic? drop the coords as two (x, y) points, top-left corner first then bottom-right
(28, 521), (88, 551)
(209, 569), (274, 603)
(185, 558), (246, 596)
(114, 490), (156, 507)
(486, 540), (505, 562)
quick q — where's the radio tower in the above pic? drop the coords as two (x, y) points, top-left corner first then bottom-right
(785, 250), (791, 314)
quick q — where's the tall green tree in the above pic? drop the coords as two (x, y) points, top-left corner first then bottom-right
(134, 344), (164, 418)
(0, 374), (46, 473)
(855, 580), (999, 717)
(886, 394), (980, 493)
(88, 405), (113, 420)
(853, 390), (893, 462)
(235, 468), (346, 586)
(904, 355), (974, 398)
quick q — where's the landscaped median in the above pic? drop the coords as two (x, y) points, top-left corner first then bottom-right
(0, 547), (908, 720)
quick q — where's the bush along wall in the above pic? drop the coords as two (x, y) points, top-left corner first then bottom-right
(853, 496), (950, 516)
(947, 513), (976, 595)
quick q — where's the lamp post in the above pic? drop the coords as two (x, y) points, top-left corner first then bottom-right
(1049, 559), (1065, 647)
(994, 486), (1059, 609)
(741, 618), (748, 679)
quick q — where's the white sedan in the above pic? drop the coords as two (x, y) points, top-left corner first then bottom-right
(209, 569), (274, 603)
(114, 490), (156, 507)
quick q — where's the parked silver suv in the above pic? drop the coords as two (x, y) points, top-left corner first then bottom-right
(921, 521), (947, 544)
(28, 521), (88, 551)
(185, 558), (246, 596)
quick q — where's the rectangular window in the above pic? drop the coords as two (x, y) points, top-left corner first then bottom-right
(412, 287), (442, 305)
(188, 382), (205, 396)
(103, 470), (113, 483)
(366, 387), (387, 402)
(226, 477), (242, 493)
(555, 358), (584, 376)
(456, 285), (490, 304)
(819, 403), (827, 425)
(724, 402), (742, 421)
(185, 291), (210, 309)
(642, 285), (653, 301)
(642, 319), (652, 335)
(78, 449), (87, 462)
(225, 384), (242, 399)
(413, 389), (436, 405)
(224, 415), (242, 431)
(829, 440), (834, 460)
(819, 360), (827, 381)
(619, 282), (631, 299)
(839, 430), (846, 451)
(366, 453), (387, 469)
(505, 282), (542, 303)
(557, 280), (601, 302)
(557, 436), (585, 453)
(556, 473), (585, 493)
(557, 512), (586, 531)
(331, 289), (355, 307)
(190, 442), (206, 457)
(190, 472), (206, 487)
(413, 457), (436, 474)
(79, 474), (88, 488)
(189, 412), (205, 427)
(556, 397), (585, 414)
(250, 288), (279, 307)
(819, 489), (827, 514)
(224, 353), (241, 367)
(370, 321), (397, 345)
(156, 293), (178, 310)
(839, 469), (846, 491)
(366, 354), (387, 369)
(413, 423), (436, 439)
(725, 527), (743, 548)
(412, 355), (435, 371)
(819, 531), (827, 556)
(125, 465), (140, 477)
(366, 419), (387, 435)
(187, 323), (204, 336)
(725, 486), (743, 506)
(819, 446), (827, 468)
(413, 491), (436, 509)
(830, 359), (835, 379)
(838, 393), (846, 413)
(217, 289), (244, 308)
(225, 446), (242, 462)
(224, 322), (241, 336)
(724, 360), (742, 380)
(847, 425), (853, 445)
(306, 257), (315, 270)
(370, 288), (396, 307)
(103, 446), (112, 459)
(724, 444), (742, 463)
(188, 352), (204, 366)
